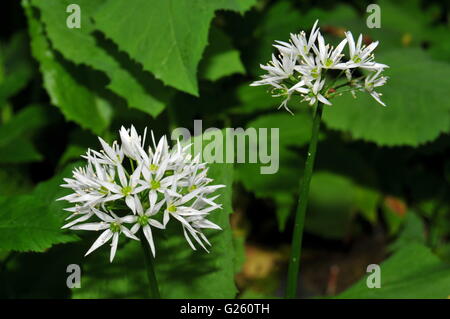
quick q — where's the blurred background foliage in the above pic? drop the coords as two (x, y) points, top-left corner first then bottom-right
(0, 0), (450, 298)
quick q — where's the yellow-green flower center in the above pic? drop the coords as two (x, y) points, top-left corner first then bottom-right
(311, 67), (320, 79)
(149, 164), (158, 172)
(352, 55), (362, 63)
(167, 204), (177, 213)
(121, 186), (132, 196)
(137, 215), (149, 226)
(150, 180), (160, 190)
(110, 222), (121, 233)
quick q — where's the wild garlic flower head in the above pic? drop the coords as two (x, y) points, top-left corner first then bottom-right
(58, 126), (224, 262)
(251, 20), (389, 113)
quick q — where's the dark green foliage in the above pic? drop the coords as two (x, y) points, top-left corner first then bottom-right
(0, 0), (449, 299)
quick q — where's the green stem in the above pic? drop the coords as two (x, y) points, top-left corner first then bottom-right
(139, 232), (161, 298)
(285, 101), (324, 299)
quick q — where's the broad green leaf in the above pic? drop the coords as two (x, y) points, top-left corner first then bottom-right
(24, 0), (112, 135)
(0, 104), (51, 147)
(323, 49), (450, 146)
(0, 167), (32, 196)
(32, 0), (168, 118)
(389, 211), (425, 252)
(306, 171), (379, 239)
(288, 1), (433, 51)
(199, 27), (245, 81)
(0, 32), (33, 103)
(236, 148), (302, 198)
(0, 164), (79, 252)
(57, 144), (85, 168)
(229, 82), (277, 114)
(94, 0), (257, 95)
(0, 137), (42, 163)
(233, 112), (313, 230)
(247, 112), (313, 149)
(427, 25), (450, 63)
(235, 111), (315, 229)
(248, 1), (302, 75)
(338, 243), (450, 298)
(273, 193), (294, 232)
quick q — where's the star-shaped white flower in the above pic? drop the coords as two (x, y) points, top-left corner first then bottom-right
(363, 69), (388, 106)
(129, 196), (165, 257)
(71, 208), (139, 262)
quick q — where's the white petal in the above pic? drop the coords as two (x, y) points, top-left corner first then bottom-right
(110, 232), (119, 262)
(121, 225), (140, 240)
(72, 222), (109, 231)
(133, 195), (143, 214)
(85, 229), (113, 256)
(98, 137), (117, 162)
(125, 195), (136, 213)
(62, 213), (92, 229)
(182, 226), (197, 251)
(143, 225), (156, 257)
(163, 211), (170, 227)
(318, 94), (332, 105)
(149, 219), (165, 229)
(130, 223), (140, 234)
(92, 208), (115, 222)
(117, 164), (128, 187)
(120, 214), (137, 224)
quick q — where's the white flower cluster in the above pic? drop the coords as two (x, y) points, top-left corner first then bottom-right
(58, 126), (224, 262)
(251, 20), (389, 113)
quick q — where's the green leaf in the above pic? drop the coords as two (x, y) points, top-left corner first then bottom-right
(94, 0), (256, 95)
(199, 27), (245, 81)
(235, 111), (315, 229)
(290, 1), (433, 51)
(0, 104), (50, 148)
(273, 193), (294, 232)
(23, 0), (112, 135)
(247, 112), (313, 149)
(338, 243), (450, 298)
(32, 0), (168, 118)
(306, 171), (379, 239)
(0, 137), (42, 163)
(0, 167), (32, 196)
(389, 211), (425, 252)
(0, 32), (33, 103)
(236, 148), (302, 198)
(0, 164), (79, 252)
(323, 49), (450, 146)
(249, 1), (302, 74)
(229, 82), (276, 114)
